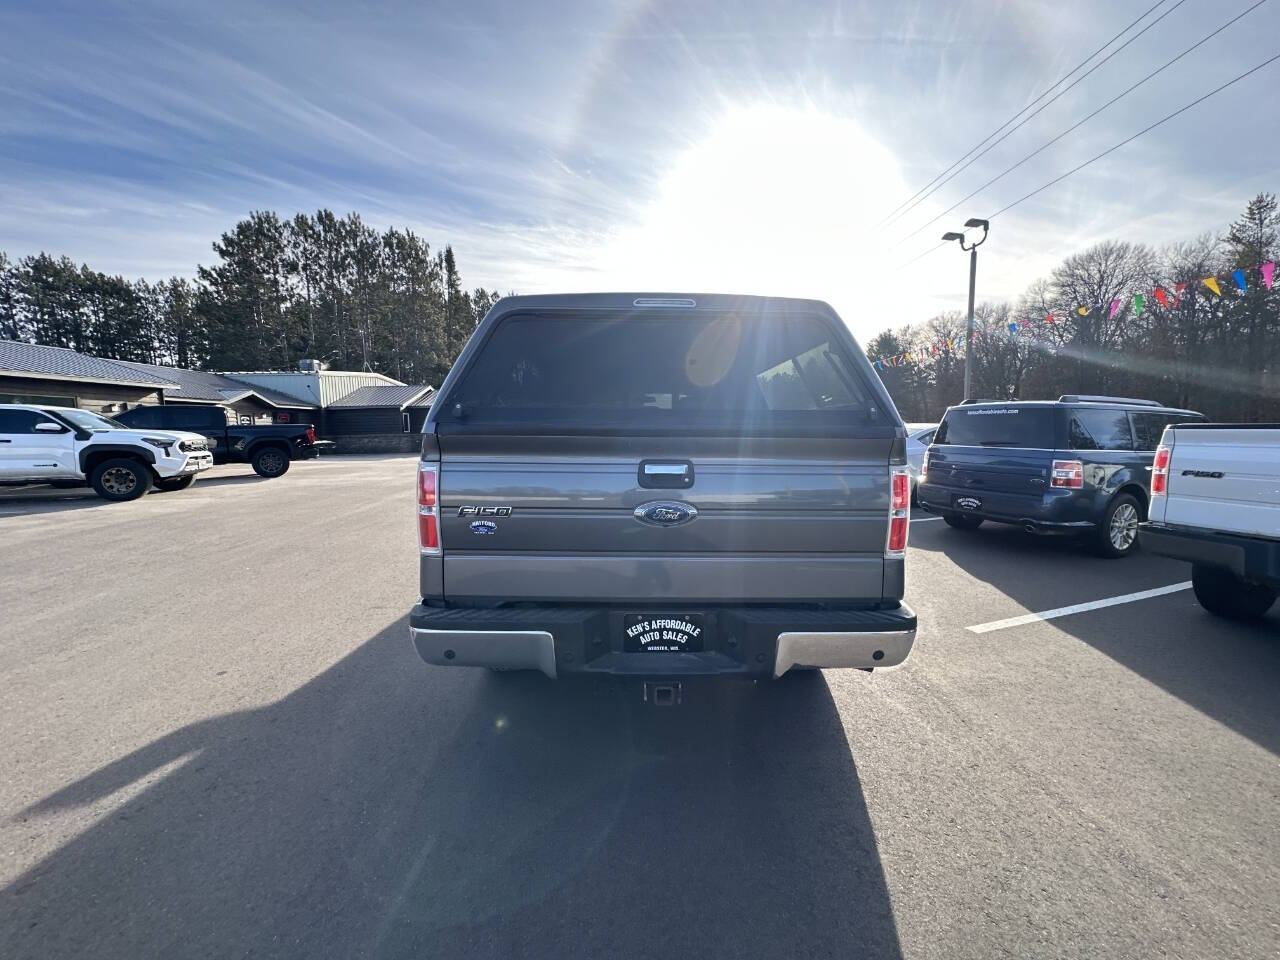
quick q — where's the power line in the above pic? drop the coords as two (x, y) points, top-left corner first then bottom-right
(875, 0), (1174, 227)
(989, 51), (1280, 221)
(882, 0), (1191, 234)
(899, 0), (1270, 245)
(889, 240), (949, 273)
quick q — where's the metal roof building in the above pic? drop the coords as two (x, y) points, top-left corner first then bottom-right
(326, 385), (435, 409)
(221, 370), (407, 407)
(114, 360), (317, 409)
(0, 341), (434, 443)
(0, 341), (176, 389)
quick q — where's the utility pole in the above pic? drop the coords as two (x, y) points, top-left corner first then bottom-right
(942, 219), (990, 401)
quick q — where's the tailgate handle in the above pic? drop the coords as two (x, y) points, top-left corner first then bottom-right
(639, 460), (694, 489)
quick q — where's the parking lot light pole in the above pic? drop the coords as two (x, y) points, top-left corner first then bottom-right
(942, 218), (989, 401)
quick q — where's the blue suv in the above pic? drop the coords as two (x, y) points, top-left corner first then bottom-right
(916, 396), (1203, 557)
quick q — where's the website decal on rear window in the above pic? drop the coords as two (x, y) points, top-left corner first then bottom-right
(935, 406), (1055, 447)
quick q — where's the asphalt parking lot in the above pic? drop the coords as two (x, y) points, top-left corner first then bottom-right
(2, 454), (1276, 959)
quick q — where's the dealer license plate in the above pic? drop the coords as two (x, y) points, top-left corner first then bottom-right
(623, 614), (705, 652)
(953, 494), (983, 511)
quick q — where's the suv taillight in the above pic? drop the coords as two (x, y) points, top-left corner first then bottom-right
(921, 448), (929, 477)
(305, 426), (316, 444)
(418, 462), (440, 554)
(887, 467), (909, 555)
(1151, 446), (1171, 496)
(1050, 460), (1083, 489)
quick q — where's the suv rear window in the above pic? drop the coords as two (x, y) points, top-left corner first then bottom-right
(934, 406), (1055, 448)
(443, 312), (874, 429)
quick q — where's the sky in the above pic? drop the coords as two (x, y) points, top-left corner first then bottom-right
(1, 0), (1277, 342)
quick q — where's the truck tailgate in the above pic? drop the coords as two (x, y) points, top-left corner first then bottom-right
(1157, 427), (1280, 537)
(436, 434), (892, 603)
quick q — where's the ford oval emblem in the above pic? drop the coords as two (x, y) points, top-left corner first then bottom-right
(634, 501), (697, 527)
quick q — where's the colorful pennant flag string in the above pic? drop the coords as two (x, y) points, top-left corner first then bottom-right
(996, 260), (1276, 336)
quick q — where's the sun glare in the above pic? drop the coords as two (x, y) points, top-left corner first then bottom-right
(600, 104), (912, 337)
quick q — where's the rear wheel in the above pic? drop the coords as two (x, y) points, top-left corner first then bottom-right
(1093, 494), (1141, 558)
(251, 446), (290, 478)
(89, 458), (153, 502)
(944, 514), (983, 530)
(154, 474), (197, 493)
(1192, 564), (1277, 621)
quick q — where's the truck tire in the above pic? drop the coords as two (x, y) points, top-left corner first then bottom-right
(89, 457), (153, 502)
(251, 446), (290, 478)
(154, 474), (197, 493)
(1093, 493), (1141, 558)
(944, 514), (983, 530)
(1191, 564), (1277, 621)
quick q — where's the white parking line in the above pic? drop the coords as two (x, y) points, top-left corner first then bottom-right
(966, 581), (1193, 634)
(911, 516), (944, 523)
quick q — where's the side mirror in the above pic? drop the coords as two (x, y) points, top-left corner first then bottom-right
(34, 421), (67, 433)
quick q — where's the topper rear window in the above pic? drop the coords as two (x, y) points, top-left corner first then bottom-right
(442, 312), (876, 429)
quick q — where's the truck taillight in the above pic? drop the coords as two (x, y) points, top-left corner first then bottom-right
(305, 426), (316, 444)
(887, 467), (909, 555)
(1050, 460), (1083, 489)
(418, 462), (440, 555)
(892, 471), (909, 510)
(1151, 446), (1171, 496)
(418, 464), (436, 507)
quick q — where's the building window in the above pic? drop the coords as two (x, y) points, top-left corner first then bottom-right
(0, 392), (76, 407)
(402, 412), (411, 432)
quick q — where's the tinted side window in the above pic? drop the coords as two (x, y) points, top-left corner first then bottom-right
(1131, 412), (1180, 450)
(174, 408), (219, 430)
(123, 407), (160, 428)
(0, 409), (50, 433)
(1069, 409), (1133, 451)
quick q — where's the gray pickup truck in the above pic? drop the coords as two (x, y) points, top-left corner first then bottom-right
(408, 293), (917, 699)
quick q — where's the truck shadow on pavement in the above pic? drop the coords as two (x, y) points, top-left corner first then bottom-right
(915, 520), (1280, 756)
(3, 621), (902, 960)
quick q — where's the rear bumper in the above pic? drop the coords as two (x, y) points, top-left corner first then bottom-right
(916, 482), (1099, 530)
(296, 444), (323, 460)
(1140, 522), (1280, 585)
(408, 602), (917, 679)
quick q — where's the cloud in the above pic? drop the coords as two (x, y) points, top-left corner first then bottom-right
(0, 0), (1276, 343)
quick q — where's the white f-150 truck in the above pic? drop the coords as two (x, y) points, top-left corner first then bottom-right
(1140, 423), (1279, 621)
(0, 403), (213, 502)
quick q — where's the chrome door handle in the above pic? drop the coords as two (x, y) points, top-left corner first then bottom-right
(638, 460), (694, 489)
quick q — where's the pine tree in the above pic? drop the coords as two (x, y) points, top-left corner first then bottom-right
(1223, 193), (1279, 417)
(0, 253), (19, 340)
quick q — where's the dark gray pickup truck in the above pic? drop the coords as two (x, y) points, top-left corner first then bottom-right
(117, 403), (323, 477)
(409, 293), (917, 698)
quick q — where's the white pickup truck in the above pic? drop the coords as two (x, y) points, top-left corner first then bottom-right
(0, 403), (213, 502)
(1140, 423), (1279, 621)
